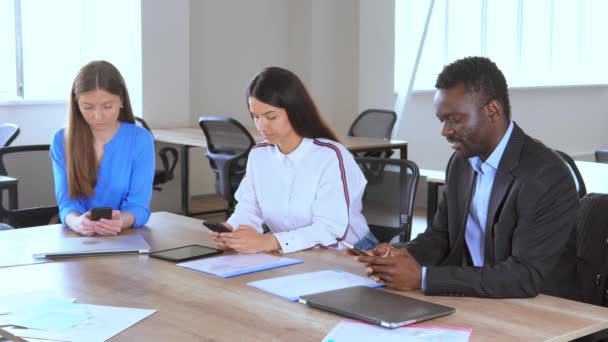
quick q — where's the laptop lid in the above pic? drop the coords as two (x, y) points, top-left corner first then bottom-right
(299, 286), (455, 328)
(32, 234), (151, 259)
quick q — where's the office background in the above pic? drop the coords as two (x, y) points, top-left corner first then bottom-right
(0, 0), (606, 214)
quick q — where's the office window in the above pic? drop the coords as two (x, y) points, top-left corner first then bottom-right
(0, 0), (17, 98)
(395, 0), (608, 90)
(0, 0), (142, 110)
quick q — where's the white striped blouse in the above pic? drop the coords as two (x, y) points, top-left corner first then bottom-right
(226, 137), (370, 253)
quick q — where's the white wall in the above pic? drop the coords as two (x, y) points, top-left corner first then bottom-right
(307, 0), (359, 134)
(358, 0), (396, 113)
(0, 103), (66, 145)
(141, 0), (190, 128)
(140, 0), (192, 212)
(0, 103), (66, 208)
(188, 0), (362, 136)
(187, 0), (365, 196)
(190, 0), (290, 125)
(188, 0), (291, 197)
(400, 86), (608, 172)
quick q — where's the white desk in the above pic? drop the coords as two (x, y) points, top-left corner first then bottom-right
(152, 127), (408, 216)
(422, 161), (608, 225)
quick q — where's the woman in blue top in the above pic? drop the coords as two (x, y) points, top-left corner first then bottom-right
(51, 60), (155, 236)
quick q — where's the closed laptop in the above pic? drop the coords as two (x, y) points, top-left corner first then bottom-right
(299, 286), (455, 328)
(32, 234), (151, 258)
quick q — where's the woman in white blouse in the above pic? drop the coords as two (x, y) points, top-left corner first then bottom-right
(209, 66), (371, 254)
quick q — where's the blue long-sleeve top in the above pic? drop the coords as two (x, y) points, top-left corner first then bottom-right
(50, 122), (155, 227)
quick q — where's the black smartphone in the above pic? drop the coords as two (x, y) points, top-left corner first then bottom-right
(150, 245), (223, 262)
(203, 221), (232, 233)
(341, 241), (368, 256)
(90, 207), (112, 221)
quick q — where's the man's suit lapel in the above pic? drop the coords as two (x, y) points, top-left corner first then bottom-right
(484, 123), (525, 263)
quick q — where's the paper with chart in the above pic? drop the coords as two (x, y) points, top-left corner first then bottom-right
(177, 252), (303, 278)
(322, 320), (472, 342)
(248, 269), (383, 301)
(0, 237), (50, 267)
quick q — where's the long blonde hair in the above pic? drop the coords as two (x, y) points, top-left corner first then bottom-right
(66, 60), (135, 198)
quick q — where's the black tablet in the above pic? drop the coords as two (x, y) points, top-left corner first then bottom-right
(149, 245), (222, 262)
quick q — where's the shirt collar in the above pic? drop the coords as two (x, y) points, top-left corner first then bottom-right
(469, 120), (515, 174)
(273, 137), (313, 167)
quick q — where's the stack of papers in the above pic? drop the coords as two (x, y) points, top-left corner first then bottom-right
(248, 269), (383, 301)
(177, 253), (303, 278)
(323, 320), (472, 342)
(0, 294), (156, 342)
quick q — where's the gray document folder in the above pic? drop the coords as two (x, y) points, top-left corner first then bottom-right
(299, 285), (455, 328)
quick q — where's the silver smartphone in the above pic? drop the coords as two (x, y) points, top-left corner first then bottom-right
(341, 241), (368, 256)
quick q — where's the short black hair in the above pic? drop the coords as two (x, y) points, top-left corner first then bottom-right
(435, 56), (511, 120)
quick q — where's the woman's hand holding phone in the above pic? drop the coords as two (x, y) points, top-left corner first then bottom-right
(206, 222), (233, 250)
(92, 210), (124, 236)
(67, 212), (96, 236)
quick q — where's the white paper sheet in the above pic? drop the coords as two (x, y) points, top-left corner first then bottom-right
(248, 269), (383, 301)
(5, 304), (156, 342)
(0, 238), (50, 267)
(177, 253), (302, 278)
(0, 294), (75, 315)
(323, 320), (472, 342)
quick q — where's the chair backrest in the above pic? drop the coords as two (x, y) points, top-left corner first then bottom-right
(134, 117), (178, 189)
(555, 150), (587, 198)
(0, 123), (20, 147)
(354, 157), (419, 243)
(575, 193), (608, 307)
(198, 116), (255, 202)
(0, 144), (58, 228)
(595, 149), (608, 164)
(348, 109), (397, 140)
(135, 117), (152, 131)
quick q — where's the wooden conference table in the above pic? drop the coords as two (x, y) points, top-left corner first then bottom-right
(151, 127), (409, 216)
(423, 160), (608, 225)
(1, 212), (608, 341)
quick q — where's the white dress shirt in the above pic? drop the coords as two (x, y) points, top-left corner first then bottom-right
(227, 138), (371, 253)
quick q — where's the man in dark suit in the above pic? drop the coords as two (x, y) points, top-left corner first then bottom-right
(355, 56), (579, 299)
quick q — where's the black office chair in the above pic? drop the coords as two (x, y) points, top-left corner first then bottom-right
(576, 193), (608, 308)
(555, 150), (587, 199)
(348, 109), (397, 159)
(0, 145), (59, 228)
(135, 117), (178, 191)
(0, 123), (20, 147)
(355, 157), (419, 243)
(574, 193), (608, 341)
(198, 116), (255, 216)
(595, 149), (608, 164)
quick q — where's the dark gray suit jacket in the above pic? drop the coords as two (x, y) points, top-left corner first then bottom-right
(407, 123), (579, 299)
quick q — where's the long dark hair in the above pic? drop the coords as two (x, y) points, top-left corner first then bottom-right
(66, 60), (135, 198)
(246, 66), (338, 142)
